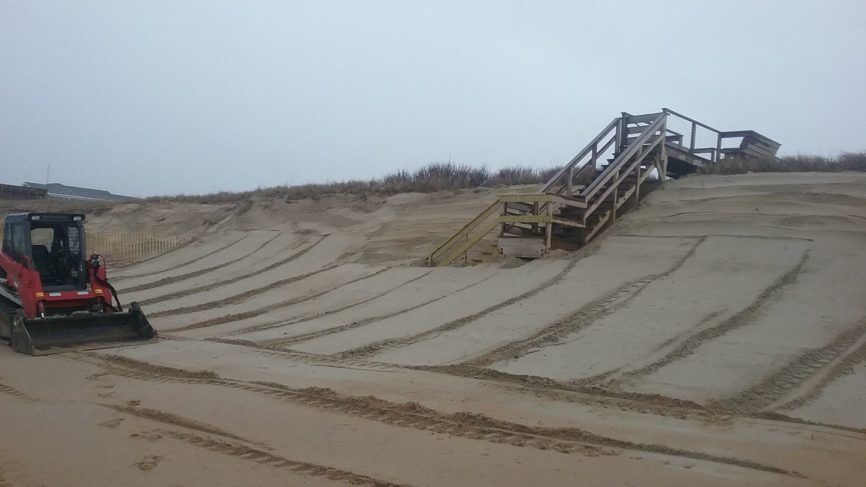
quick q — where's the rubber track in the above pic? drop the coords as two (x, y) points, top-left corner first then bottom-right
(137, 234), (329, 307)
(119, 232), (281, 293)
(0, 295), (19, 322)
(82, 353), (801, 478)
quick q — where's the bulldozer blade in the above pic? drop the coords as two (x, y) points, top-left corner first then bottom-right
(10, 302), (157, 356)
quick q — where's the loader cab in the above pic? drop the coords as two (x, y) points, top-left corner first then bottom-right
(2, 213), (88, 291)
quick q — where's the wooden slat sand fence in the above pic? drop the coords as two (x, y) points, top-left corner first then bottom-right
(0, 228), (195, 268)
(86, 231), (196, 267)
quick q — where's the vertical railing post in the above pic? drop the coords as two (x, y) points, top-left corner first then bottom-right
(690, 121), (696, 152)
(566, 166), (574, 196)
(545, 202), (553, 252)
(715, 133), (722, 163)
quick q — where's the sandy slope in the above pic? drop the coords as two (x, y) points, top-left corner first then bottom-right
(1, 172), (865, 486)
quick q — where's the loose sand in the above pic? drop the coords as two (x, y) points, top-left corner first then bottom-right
(1, 172), (865, 486)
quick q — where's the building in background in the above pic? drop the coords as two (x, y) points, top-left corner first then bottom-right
(21, 182), (135, 202)
(0, 183), (47, 200)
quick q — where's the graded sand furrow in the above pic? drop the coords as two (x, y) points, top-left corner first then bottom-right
(123, 232), (300, 302)
(152, 263), (382, 331)
(287, 260), (568, 356)
(225, 265), (503, 345)
(370, 236), (700, 366)
(158, 266), (426, 333)
(135, 234), (360, 315)
(489, 236), (810, 382)
(117, 230), (279, 291)
(622, 240), (866, 404)
(110, 231), (247, 279)
(133, 234), (326, 306)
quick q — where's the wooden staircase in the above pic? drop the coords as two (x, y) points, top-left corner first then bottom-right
(427, 109), (779, 266)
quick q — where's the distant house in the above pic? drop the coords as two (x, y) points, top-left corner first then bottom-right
(22, 182), (136, 202)
(0, 183), (47, 200)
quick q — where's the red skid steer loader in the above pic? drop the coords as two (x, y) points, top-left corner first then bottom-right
(0, 213), (156, 355)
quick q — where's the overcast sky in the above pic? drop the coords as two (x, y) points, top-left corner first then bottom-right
(2, 1), (865, 196)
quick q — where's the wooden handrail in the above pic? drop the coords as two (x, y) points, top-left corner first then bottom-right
(427, 198), (501, 265)
(580, 113), (665, 200)
(540, 117), (619, 194)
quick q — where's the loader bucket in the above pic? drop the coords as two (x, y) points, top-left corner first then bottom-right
(10, 302), (157, 356)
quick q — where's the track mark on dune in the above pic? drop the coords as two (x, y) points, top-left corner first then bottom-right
(708, 317), (866, 415)
(103, 404), (252, 442)
(96, 354), (219, 379)
(115, 233), (246, 280)
(120, 232), (281, 293)
(138, 234), (329, 307)
(255, 269), (503, 349)
(153, 429), (404, 486)
(84, 354), (800, 477)
(612, 250), (811, 389)
(777, 339), (866, 412)
(424, 363), (711, 417)
(0, 383), (31, 401)
(466, 237), (705, 368)
(337, 260), (582, 360)
(222, 269), (440, 338)
(166, 267), (391, 332)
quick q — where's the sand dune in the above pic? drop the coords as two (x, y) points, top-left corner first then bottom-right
(1, 172), (865, 486)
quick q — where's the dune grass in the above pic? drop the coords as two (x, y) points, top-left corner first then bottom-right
(150, 152), (866, 203)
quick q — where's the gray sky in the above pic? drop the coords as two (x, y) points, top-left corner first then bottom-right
(2, 1), (865, 197)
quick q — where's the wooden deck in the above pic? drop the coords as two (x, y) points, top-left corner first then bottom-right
(427, 109), (779, 266)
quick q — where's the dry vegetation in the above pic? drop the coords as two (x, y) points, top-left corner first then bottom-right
(148, 153), (866, 204)
(699, 152), (866, 175)
(148, 163), (560, 203)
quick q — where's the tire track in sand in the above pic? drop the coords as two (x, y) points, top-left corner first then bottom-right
(254, 269), (504, 349)
(709, 317), (866, 415)
(337, 259), (582, 360)
(120, 232), (281, 293)
(81, 354), (800, 477)
(221, 268), (444, 338)
(137, 234), (328, 307)
(466, 237), (706, 368)
(164, 267), (391, 332)
(0, 383), (31, 401)
(102, 404), (252, 443)
(155, 429), (405, 487)
(609, 250), (811, 390)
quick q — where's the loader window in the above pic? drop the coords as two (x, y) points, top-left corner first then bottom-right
(30, 227), (53, 247)
(1, 223), (10, 256)
(10, 224), (26, 262)
(30, 223), (86, 290)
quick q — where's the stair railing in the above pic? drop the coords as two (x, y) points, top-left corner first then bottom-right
(426, 198), (502, 266)
(540, 117), (620, 196)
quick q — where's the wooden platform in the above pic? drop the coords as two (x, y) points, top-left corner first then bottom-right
(427, 109), (779, 266)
